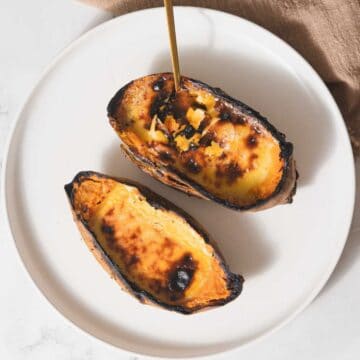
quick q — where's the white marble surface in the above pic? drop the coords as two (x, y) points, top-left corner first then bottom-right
(0, 1), (359, 359)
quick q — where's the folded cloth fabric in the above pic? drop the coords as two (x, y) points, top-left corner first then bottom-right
(81, 0), (360, 155)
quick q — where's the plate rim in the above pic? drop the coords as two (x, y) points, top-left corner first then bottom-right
(1, 6), (356, 359)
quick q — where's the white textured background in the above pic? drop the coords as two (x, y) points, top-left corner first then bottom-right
(0, 1), (359, 359)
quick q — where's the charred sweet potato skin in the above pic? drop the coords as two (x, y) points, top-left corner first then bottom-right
(108, 73), (297, 211)
(65, 171), (243, 314)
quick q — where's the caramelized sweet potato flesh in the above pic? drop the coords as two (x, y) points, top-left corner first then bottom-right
(66, 172), (243, 313)
(108, 73), (296, 210)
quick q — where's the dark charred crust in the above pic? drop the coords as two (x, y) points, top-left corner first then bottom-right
(101, 219), (124, 253)
(173, 90), (196, 119)
(193, 102), (207, 111)
(150, 93), (167, 118)
(287, 169), (299, 202)
(101, 223), (114, 235)
(197, 118), (210, 133)
(117, 118), (133, 132)
(199, 132), (215, 147)
(216, 162), (244, 184)
(181, 124), (196, 139)
(184, 158), (202, 174)
(159, 151), (174, 163)
(216, 101), (245, 125)
(226, 162), (244, 184)
(128, 254), (139, 267)
(158, 102), (176, 122)
(219, 152), (227, 160)
(220, 111), (230, 121)
(226, 273), (244, 302)
(280, 141), (294, 159)
(232, 115), (246, 125)
(168, 253), (196, 294)
(152, 77), (165, 91)
(65, 171), (243, 314)
(188, 143), (199, 151)
(246, 134), (258, 149)
(64, 182), (74, 202)
(107, 81), (133, 118)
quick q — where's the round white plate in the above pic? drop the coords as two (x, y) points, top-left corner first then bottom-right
(3, 7), (355, 359)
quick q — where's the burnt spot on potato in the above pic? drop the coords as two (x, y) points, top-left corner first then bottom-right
(150, 94), (167, 118)
(101, 223), (114, 236)
(185, 158), (202, 174)
(168, 253), (196, 293)
(130, 232), (138, 240)
(159, 151), (174, 163)
(101, 220), (144, 268)
(246, 134), (258, 149)
(101, 221), (117, 250)
(181, 124), (196, 139)
(169, 91), (195, 120)
(116, 118), (133, 131)
(216, 162), (244, 184)
(199, 132), (215, 147)
(127, 254), (140, 267)
(232, 115), (245, 125)
(220, 112), (230, 121)
(152, 77), (165, 91)
(188, 142), (199, 151)
(280, 141), (294, 159)
(193, 102), (207, 111)
(197, 118), (210, 133)
(216, 102), (245, 125)
(226, 162), (244, 184)
(80, 204), (89, 219)
(105, 208), (115, 217)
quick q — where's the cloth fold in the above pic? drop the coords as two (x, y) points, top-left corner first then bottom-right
(81, 0), (360, 154)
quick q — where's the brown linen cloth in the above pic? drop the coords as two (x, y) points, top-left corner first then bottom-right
(81, 0), (360, 155)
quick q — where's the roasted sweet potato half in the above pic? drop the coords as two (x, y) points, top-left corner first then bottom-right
(65, 171), (243, 314)
(108, 73), (297, 211)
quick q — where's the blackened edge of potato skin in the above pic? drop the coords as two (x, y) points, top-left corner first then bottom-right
(107, 80), (134, 120)
(107, 73), (297, 211)
(64, 171), (243, 314)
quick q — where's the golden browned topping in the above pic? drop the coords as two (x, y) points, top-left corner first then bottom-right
(110, 74), (285, 207)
